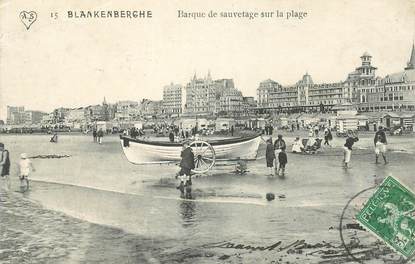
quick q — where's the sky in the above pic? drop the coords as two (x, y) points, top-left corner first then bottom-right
(0, 0), (415, 120)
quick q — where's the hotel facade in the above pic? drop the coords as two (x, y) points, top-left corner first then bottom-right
(257, 44), (415, 113)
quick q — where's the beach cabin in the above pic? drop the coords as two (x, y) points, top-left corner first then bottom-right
(380, 113), (401, 129)
(298, 114), (320, 128)
(327, 115), (337, 129)
(197, 119), (208, 130)
(336, 115), (358, 136)
(133, 121), (143, 130)
(356, 115), (369, 131)
(380, 113), (415, 131)
(179, 118), (197, 130)
(215, 118), (236, 132)
(176, 118), (208, 131)
(400, 113), (415, 130)
(249, 118), (266, 130)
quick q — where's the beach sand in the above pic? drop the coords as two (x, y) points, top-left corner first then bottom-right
(0, 133), (414, 263)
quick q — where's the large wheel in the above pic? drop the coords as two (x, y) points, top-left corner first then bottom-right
(189, 140), (216, 174)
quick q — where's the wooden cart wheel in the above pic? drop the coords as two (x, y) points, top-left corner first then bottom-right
(189, 140), (216, 174)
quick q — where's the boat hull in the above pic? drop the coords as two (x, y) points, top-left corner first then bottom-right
(120, 135), (261, 165)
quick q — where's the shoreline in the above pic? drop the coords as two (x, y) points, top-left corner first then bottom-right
(1, 134), (414, 263)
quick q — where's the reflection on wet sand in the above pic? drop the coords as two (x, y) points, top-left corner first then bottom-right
(180, 200), (197, 227)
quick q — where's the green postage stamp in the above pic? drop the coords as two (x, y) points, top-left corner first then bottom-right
(356, 176), (415, 258)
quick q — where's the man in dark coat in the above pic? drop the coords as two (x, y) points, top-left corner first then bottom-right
(0, 143), (11, 190)
(169, 130), (175, 142)
(265, 138), (275, 176)
(177, 142), (195, 198)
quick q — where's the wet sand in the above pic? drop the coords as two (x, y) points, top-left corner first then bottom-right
(0, 133), (414, 263)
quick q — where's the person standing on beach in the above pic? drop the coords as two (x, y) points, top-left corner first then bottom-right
(93, 129), (97, 142)
(97, 128), (104, 144)
(278, 149), (288, 176)
(374, 126), (388, 164)
(308, 128), (314, 138)
(343, 131), (359, 169)
(176, 142), (195, 198)
(273, 135), (286, 173)
(18, 153), (35, 192)
(230, 125), (234, 136)
(0, 143), (11, 191)
(324, 128), (332, 146)
(169, 130), (175, 143)
(265, 138), (275, 176)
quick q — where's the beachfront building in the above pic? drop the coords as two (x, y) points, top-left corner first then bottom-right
(344, 52), (382, 111)
(52, 107), (70, 124)
(162, 83), (183, 117)
(184, 72), (235, 116)
(308, 82), (347, 107)
(257, 45), (415, 113)
(140, 99), (163, 119)
(264, 73), (348, 113)
(219, 87), (243, 116)
(114, 100), (140, 121)
(102, 97), (116, 121)
(6, 106), (25, 125)
(257, 79), (281, 108)
(22, 111), (47, 125)
(66, 107), (87, 128)
(85, 105), (105, 123)
(359, 44), (415, 111)
(41, 113), (54, 126)
(242, 96), (257, 116)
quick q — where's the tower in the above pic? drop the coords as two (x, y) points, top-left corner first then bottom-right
(405, 43), (415, 70)
(358, 52), (376, 76)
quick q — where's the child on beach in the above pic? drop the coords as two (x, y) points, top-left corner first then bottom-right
(277, 149), (287, 176)
(273, 135), (286, 173)
(18, 153), (35, 192)
(265, 138), (275, 176)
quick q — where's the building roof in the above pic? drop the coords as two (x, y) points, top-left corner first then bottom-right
(361, 52), (371, 58)
(405, 43), (415, 70)
(297, 73), (314, 86)
(384, 69), (415, 83)
(383, 112), (415, 118)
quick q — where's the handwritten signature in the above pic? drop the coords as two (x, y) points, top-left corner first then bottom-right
(203, 239), (307, 252)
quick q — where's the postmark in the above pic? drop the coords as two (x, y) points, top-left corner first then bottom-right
(19, 11), (37, 30)
(356, 176), (415, 259)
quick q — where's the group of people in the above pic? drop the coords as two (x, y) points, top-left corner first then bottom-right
(265, 135), (288, 177)
(264, 124), (274, 135)
(0, 143), (35, 192)
(92, 128), (104, 144)
(341, 126), (388, 168)
(263, 125), (389, 174)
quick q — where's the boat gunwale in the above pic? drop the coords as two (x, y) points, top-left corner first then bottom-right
(120, 133), (261, 147)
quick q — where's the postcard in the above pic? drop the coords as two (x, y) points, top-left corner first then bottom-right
(1, 0), (414, 263)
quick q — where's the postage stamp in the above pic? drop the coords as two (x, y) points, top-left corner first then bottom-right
(356, 176), (415, 258)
